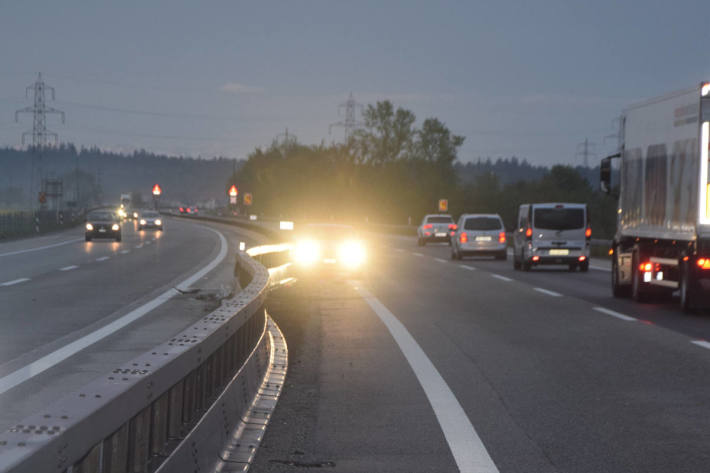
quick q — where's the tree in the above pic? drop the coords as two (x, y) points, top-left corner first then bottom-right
(350, 100), (416, 165)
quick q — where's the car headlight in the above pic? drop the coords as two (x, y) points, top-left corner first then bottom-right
(139, 219), (146, 225)
(338, 240), (366, 269)
(155, 219), (162, 226)
(85, 223), (94, 231)
(294, 240), (320, 266)
(133, 212), (138, 218)
(112, 223), (120, 231)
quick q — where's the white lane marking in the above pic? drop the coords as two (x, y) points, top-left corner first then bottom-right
(413, 252), (424, 257)
(434, 257), (448, 263)
(96, 256), (110, 262)
(491, 274), (512, 282)
(458, 264), (476, 271)
(593, 307), (636, 321)
(352, 284), (499, 473)
(533, 287), (562, 297)
(691, 340), (710, 350)
(0, 278), (30, 287)
(145, 241), (152, 246)
(59, 265), (79, 271)
(135, 243), (144, 248)
(119, 249), (130, 254)
(0, 228), (228, 395)
(591, 265), (611, 272)
(0, 238), (84, 258)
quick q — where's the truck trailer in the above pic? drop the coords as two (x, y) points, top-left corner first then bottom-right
(601, 82), (710, 310)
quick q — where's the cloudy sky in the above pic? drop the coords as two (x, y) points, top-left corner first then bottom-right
(1, 0), (709, 165)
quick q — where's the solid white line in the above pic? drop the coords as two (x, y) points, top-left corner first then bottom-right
(593, 307), (636, 322)
(691, 340), (710, 350)
(59, 265), (79, 271)
(352, 284), (499, 473)
(458, 264), (476, 271)
(413, 252), (424, 257)
(96, 256), (110, 262)
(0, 238), (84, 258)
(434, 257), (448, 263)
(0, 278), (30, 287)
(0, 228), (228, 395)
(590, 265), (611, 272)
(533, 287), (562, 297)
(491, 274), (512, 282)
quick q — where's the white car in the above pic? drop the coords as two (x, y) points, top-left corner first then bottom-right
(417, 214), (455, 246)
(451, 214), (507, 260)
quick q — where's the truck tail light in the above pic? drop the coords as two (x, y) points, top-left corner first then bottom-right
(449, 224), (457, 231)
(578, 256), (586, 262)
(697, 258), (710, 270)
(532, 255), (540, 262)
(585, 227), (592, 239)
(460, 233), (468, 243)
(498, 232), (506, 244)
(639, 262), (653, 272)
(525, 228), (533, 239)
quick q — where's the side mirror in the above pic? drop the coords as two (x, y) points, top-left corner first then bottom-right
(600, 153), (619, 194)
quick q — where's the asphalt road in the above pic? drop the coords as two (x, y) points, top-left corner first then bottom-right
(0, 216), (266, 431)
(253, 235), (710, 473)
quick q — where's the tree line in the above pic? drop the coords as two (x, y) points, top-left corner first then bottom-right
(231, 100), (618, 238)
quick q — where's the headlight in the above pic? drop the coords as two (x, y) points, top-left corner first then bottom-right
(133, 212), (138, 218)
(118, 209), (126, 217)
(294, 240), (320, 266)
(338, 240), (366, 269)
(85, 223), (94, 231)
(155, 219), (162, 226)
(139, 219), (147, 225)
(112, 223), (120, 231)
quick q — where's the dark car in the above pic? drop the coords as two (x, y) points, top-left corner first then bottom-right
(85, 211), (122, 242)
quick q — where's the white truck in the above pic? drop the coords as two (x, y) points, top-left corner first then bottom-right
(601, 82), (710, 310)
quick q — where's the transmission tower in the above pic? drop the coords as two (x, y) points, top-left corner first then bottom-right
(575, 138), (597, 168)
(15, 72), (65, 148)
(329, 92), (364, 140)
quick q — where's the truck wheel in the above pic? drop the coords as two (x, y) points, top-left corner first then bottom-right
(680, 261), (696, 313)
(496, 251), (507, 260)
(631, 250), (650, 302)
(568, 263), (578, 272)
(611, 255), (629, 298)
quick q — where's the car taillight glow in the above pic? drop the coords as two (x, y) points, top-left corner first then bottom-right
(423, 224), (433, 229)
(532, 255), (540, 262)
(585, 227), (592, 238)
(460, 233), (468, 243)
(639, 262), (653, 272)
(525, 228), (532, 238)
(179, 207), (184, 212)
(448, 224), (457, 230)
(697, 258), (710, 269)
(578, 256), (586, 262)
(498, 232), (506, 244)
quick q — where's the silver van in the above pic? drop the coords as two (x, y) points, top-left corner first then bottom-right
(512, 203), (590, 271)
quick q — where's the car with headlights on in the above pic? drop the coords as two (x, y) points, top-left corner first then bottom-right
(85, 210), (122, 242)
(138, 210), (163, 231)
(451, 214), (507, 260)
(291, 224), (367, 277)
(417, 214), (456, 246)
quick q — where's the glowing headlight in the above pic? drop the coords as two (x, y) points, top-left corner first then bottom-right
(338, 240), (366, 269)
(118, 209), (126, 217)
(139, 219), (147, 225)
(155, 219), (162, 226)
(133, 212), (138, 218)
(294, 240), (320, 266)
(112, 223), (120, 231)
(85, 223), (94, 231)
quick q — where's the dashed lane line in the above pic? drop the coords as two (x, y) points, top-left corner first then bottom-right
(458, 265), (476, 271)
(0, 278), (30, 287)
(59, 265), (79, 271)
(593, 307), (636, 322)
(413, 252), (424, 257)
(491, 274), (512, 282)
(434, 257), (448, 263)
(120, 250), (130, 254)
(96, 256), (110, 262)
(533, 287), (562, 297)
(691, 340), (710, 350)
(0, 238), (84, 258)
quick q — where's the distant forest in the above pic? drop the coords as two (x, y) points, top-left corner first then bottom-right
(455, 157), (601, 187)
(0, 144), (238, 209)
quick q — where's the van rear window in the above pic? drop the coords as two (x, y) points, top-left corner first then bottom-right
(533, 208), (584, 230)
(464, 217), (502, 231)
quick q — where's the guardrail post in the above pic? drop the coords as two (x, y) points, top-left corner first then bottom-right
(102, 423), (129, 473)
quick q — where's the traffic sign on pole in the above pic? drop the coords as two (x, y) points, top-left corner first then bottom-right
(438, 199), (448, 212)
(244, 193), (252, 206)
(152, 184), (162, 196)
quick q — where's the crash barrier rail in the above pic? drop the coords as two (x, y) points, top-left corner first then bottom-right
(167, 212), (284, 241)
(0, 243), (293, 473)
(0, 210), (85, 240)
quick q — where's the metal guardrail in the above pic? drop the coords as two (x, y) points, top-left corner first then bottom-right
(0, 210), (85, 240)
(0, 243), (293, 473)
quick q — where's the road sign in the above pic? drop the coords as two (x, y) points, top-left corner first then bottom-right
(244, 193), (253, 206)
(228, 185), (238, 197)
(438, 199), (448, 212)
(152, 184), (162, 196)
(38, 192), (46, 204)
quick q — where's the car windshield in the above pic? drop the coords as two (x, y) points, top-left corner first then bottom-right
(88, 212), (115, 221)
(426, 216), (453, 224)
(533, 208), (585, 230)
(142, 212), (159, 217)
(300, 224), (354, 240)
(464, 217), (502, 231)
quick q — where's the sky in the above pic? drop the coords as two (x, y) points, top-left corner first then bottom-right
(0, 0), (709, 166)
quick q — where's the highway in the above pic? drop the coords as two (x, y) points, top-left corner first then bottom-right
(252, 235), (710, 473)
(0, 217), (266, 433)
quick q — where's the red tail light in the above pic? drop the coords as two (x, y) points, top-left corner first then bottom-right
(179, 207), (184, 212)
(460, 233), (468, 243)
(532, 255), (540, 262)
(423, 224), (433, 229)
(498, 232), (506, 244)
(697, 258), (710, 269)
(639, 262), (653, 272)
(578, 256), (587, 262)
(585, 227), (592, 238)
(448, 224), (457, 230)
(525, 228), (533, 238)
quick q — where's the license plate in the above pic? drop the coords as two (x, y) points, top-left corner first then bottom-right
(549, 249), (569, 256)
(435, 232), (447, 237)
(98, 228), (106, 233)
(475, 235), (492, 241)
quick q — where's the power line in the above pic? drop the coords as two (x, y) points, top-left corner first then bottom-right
(329, 92), (364, 140)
